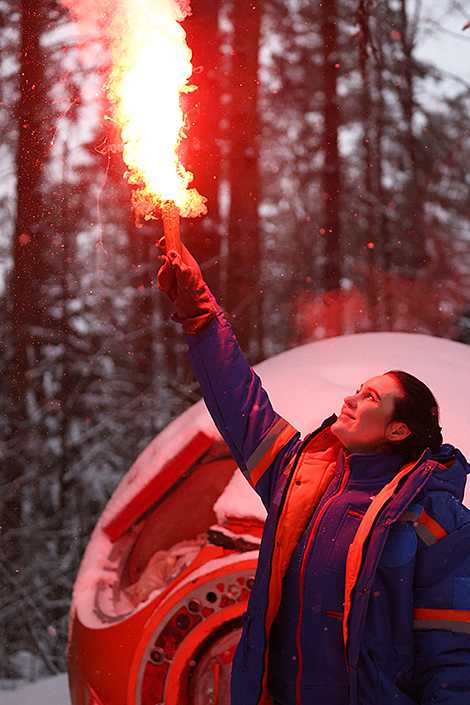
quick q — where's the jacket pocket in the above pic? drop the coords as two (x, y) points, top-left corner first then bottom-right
(326, 505), (364, 570)
(367, 649), (418, 705)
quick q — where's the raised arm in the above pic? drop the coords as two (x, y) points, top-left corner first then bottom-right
(157, 242), (300, 505)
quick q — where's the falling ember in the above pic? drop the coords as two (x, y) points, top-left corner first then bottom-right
(61, 0), (206, 248)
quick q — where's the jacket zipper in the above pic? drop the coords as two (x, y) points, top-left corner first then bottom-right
(259, 419), (337, 705)
(294, 454), (350, 704)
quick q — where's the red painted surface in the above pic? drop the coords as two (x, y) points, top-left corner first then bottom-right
(103, 432), (213, 542)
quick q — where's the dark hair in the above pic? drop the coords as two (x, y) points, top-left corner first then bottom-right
(385, 370), (443, 460)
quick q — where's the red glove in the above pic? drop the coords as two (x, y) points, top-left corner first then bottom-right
(157, 239), (217, 336)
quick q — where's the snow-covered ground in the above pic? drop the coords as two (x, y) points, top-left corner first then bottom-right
(0, 673), (70, 705)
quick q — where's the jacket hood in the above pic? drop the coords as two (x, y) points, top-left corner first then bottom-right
(424, 444), (470, 501)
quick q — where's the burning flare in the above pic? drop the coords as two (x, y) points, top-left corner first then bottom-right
(62, 0), (206, 223)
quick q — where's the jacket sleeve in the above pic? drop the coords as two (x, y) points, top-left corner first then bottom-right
(186, 307), (300, 507)
(412, 502), (470, 703)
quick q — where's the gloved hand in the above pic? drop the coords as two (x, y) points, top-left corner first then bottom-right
(157, 238), (217, 336)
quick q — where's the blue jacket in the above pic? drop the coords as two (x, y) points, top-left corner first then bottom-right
(187, 309), (470, 705)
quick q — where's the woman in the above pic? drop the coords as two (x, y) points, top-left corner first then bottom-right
(158, 243), (470, 705)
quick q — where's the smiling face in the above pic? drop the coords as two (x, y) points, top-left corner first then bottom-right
(331, 374), (411, 455)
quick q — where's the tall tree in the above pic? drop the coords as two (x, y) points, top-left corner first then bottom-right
(3, 0), (50, 531)
(225, 0), (262, 358)
(182, 0), (223, 295)
(320, 0), (342, 294)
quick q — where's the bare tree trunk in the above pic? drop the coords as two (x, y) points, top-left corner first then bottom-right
(358, 18), (381, 331)
(226, 0), (262, 360)
(397, 0), (425, 272)
(321, 0), (342, 297)
(183, 0), (223, 296)
(3, 0), (47, 531)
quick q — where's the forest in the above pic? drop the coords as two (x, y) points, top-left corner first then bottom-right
(1, 0), (470, 684)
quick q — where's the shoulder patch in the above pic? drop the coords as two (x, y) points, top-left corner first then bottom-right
(380, 521), (417, 568)
(400, 504), (448, 547)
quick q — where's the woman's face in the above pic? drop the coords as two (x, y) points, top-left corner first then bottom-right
(331, 374), (410, 454)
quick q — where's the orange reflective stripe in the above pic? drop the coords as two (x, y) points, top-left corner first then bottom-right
(418, 509), (447, 542)
(414, 608), (470, 633)
(248, 422), (298, 488)
(414, 608), (470, 622)
(399, 507), (447, 547)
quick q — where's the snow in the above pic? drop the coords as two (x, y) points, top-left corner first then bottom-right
(72, 331), (470, 628)
(98, 400), (221, 529)
(70, 401), (224, 629)
(0, 673), (71, 705)
(97, 331), (470, 541)
(254, 332), (470, 464)
(7, 331), (470, 703)
(214, 469), (267, 523)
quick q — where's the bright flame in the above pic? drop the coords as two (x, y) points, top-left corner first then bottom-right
(62, 0), (206, 220)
